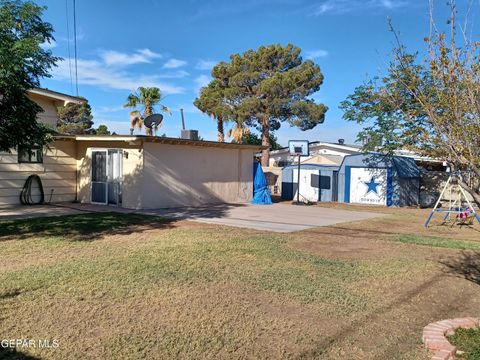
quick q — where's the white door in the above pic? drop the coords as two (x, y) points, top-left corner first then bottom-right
(293, 169), (320, 202)
(349, 167), (387, 205)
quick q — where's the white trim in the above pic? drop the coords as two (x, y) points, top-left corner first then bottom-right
(27, 88), (85, 104)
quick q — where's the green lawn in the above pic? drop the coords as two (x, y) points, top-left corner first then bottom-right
(387, 234), (480, 251)
(448, 328), (480, 359)
(0, 211), (479, 359)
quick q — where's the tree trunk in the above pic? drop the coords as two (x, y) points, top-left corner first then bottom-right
(261, 120), (270, 167)
(217, 116), (224, 142)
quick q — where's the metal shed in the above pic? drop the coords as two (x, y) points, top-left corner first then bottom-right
(281, 164), (339, 202)
(337, 153), (420, 207)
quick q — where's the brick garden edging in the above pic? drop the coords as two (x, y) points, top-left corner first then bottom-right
(422, 317), (479, 360)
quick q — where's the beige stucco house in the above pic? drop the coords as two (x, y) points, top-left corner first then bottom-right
(0, 89), (262, 208)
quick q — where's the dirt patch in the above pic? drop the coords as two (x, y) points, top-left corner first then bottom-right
(288, 206), (480, 261)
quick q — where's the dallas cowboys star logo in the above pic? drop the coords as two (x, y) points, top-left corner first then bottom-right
(363, 176), (380, 195)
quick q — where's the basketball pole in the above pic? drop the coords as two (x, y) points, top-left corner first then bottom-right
(296, 153), (301, 204)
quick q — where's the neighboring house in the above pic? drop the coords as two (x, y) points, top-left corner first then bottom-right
(269, 140), (362, 167)
(0, 89), (263, 208)
(264, 141), (361, 196)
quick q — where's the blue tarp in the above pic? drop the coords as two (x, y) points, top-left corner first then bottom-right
(252, 162), (272, 205)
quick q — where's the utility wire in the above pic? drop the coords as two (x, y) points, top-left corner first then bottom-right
(65, 0), (74, 94)
(73, 0), (79, 96)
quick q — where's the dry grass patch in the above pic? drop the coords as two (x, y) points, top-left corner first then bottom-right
(1, 208), (480, 359)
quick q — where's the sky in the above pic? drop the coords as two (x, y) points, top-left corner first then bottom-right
(36, 0), (458, 146)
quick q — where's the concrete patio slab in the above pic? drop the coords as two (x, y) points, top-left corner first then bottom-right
(141, 203), (383, 232)
(0, 204), (84, 220)
(0, 202), (133, 221)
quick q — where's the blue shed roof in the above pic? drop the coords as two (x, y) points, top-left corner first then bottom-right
(339, 153), (420, 178)
(282, 164), (339, 171)
(392, 156), (421, 178)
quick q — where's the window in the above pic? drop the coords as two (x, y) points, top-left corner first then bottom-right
(18, 146), (43, 163)
(311, 174), (331, 189)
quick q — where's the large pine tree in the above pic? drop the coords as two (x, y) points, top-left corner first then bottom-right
(211, 44), (327, 166)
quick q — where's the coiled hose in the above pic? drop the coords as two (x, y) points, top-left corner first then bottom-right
(20, 175), (45, 205)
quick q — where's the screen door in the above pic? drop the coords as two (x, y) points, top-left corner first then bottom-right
(91, 149), (123, 205)
(91, 150), (108, 204)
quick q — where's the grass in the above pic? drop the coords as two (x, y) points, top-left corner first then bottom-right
(0, 208), (479, 359)
(386, 234), (480, 251)
(448, 328), (480, 359)
(0, 212), (172, 241)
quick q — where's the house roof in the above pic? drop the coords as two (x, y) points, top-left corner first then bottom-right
(27, 88), (85, 104)
(270, 141), (361, 155)
(55, 134), (266, 151)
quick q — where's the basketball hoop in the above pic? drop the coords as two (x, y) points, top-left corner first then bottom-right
(288, 140), (309, 204)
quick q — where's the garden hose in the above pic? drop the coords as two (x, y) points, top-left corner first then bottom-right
(20, 175), (45, 205)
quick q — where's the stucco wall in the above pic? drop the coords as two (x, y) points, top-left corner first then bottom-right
(0, 140), (77, 206)
(141, 143), (253, 209)
(76, 140), (144, 209)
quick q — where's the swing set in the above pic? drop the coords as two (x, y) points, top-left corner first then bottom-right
(425, 174), (480, 228)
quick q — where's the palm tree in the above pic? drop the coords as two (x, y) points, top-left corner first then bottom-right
(124, 87), (171, 135)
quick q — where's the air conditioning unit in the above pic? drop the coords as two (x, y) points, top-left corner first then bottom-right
(181, 129), (199, 140)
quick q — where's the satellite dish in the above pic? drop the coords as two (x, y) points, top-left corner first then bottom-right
(143, 114), (164, 129)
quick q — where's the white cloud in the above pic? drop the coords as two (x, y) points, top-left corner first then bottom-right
(163, 58), (187, 69)
(195, 60), (217, 71)
(92, 105), (126, 117)
(313, 0), (409, 15)
(314, 3), (335, 15)
(40, 40), (56, 50)
(158, 70), (190, 79)
(52, 58), (184, 94)
(100, 48), (162, 66)
(194, 74), (211, 94)
(305, 49), (329, 59)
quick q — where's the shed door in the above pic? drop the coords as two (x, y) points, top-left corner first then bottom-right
(293, 169), (320, 202)
(349, 167), (387, 205)
(332, 171), (338, 202)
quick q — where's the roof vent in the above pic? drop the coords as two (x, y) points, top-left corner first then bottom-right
(181, 129), (199, 141)
(338, 138), (345, 145)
